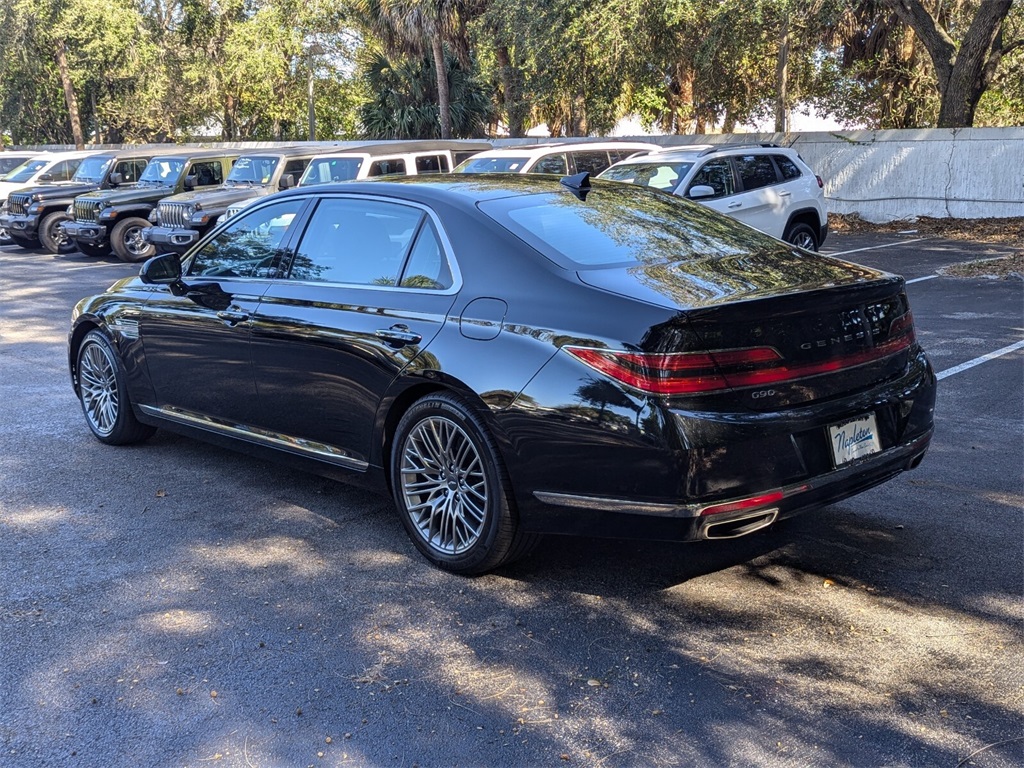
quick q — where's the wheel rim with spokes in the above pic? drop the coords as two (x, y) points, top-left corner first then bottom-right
(124, 226), (150, 258)
(791, 231), (816, 249)
(79, 342), (119, 436)
(49, 219), (69, 249)
(400, 416), (488, 555)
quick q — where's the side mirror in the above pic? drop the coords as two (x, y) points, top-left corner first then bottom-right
(687, 184), (716, 199)
(140, 253), (185, 293)
(184, 174), (197, 191)
(38, 173), (54, 182)
(109, 172), (124, 187)
(278, 174), (295, 190)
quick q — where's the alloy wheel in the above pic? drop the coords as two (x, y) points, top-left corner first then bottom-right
(399, 416), (489, 555)
(78, 341), (120, 436)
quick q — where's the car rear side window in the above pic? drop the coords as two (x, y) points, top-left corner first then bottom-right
(289, 198), (422, 286)
(571, 151), (611, 175)
(774, 155), (802, 180)
(415, 155), (449, 173)
(532, 153), (568, 175)
(400, 220), (453, 290)
(368, 158), (406, 177)
(735, 154), (778, 191)
(188, 199), (305, 278)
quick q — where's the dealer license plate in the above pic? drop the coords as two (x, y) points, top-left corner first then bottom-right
(828, 413), (882, 467)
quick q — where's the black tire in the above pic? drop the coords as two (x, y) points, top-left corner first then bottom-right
(77, 241), (113, 258)
(784, 222), (819, 251)
(39, 211), (75, 254)
(111, 216), (156, 263)
(75, 329), (156, 445)
(390, 393), (538, 574)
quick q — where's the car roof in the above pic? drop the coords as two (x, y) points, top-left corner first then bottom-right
(235, 145), (347, 159)
(610, 143), (799, 165)
(468, 141), (660, 159)
(149, 149), (240, 162)
(313, 141), (492, 159)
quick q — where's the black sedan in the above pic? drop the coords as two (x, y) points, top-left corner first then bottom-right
(69, 174), (936, 574)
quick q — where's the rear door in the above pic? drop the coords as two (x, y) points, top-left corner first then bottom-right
(250, 195), (459, 467)
(729, 153), (787, 238)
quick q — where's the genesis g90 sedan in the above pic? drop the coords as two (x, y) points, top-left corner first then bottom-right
(69, 174), (935, 573)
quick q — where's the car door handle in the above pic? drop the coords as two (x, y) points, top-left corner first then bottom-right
(779, 191), (792, 197)
(375, 325), (422, 347)
(727, 202), (742, 208)
(216, 309), (250, 326)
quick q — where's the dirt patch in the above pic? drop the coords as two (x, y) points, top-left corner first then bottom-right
(939, 251), (1024, 280)
(830, 214), (1024, 246)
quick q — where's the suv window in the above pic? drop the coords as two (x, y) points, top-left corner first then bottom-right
(734, 154), (778, 191)
(532, 153), (568, 175)
(415, 154), (449, 174)
(191, 160), (224, 187)
(50, 160), (80, 182)
(289, 198), (422, 285)
(283, 158), (310, 178)
(188, 199), (304, 278)
(114, 159), (147, 183)
(609, 149), (645, 164)
(774, 155), (802, 180)
(688, 159), (735, 198)
(571, 151), (612, 175)
(368, 158), (406, 177)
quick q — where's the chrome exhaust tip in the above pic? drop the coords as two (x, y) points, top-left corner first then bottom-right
(702, 508), (779, 540)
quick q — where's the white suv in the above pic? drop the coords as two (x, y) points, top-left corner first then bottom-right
(454, 141), (660, 176)
(599, 143), (828, 250)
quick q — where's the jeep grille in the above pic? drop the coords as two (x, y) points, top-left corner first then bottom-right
(74, 200), (98, 222)
(159, 202), (189, 229)
(8, 193), (30, 216)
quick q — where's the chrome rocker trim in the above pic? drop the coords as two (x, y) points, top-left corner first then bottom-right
(138, 404), (368, 471)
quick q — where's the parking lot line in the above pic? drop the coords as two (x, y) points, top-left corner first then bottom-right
(936, 339), (1024, 380)
(906, 275), (938, 284)
(829, 238), (929, 257)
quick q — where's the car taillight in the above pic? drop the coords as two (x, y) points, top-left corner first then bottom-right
(815, 175), (824, 188)
(565, 313), (915, 395)
(699, 490), (785, 516)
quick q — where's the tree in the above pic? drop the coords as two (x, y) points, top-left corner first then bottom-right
(882, 0), (1022, 127)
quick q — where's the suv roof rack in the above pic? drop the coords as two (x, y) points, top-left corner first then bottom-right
(697, 142), (781, 156)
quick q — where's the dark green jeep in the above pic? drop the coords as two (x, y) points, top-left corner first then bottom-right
(0, 150), (153, 253)
(64, 150), (237, 261)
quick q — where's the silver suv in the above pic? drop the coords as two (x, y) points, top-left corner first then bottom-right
(599, 143), (828, 250)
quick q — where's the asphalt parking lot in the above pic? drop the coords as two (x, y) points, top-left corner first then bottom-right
(1, 231), (1021, 767)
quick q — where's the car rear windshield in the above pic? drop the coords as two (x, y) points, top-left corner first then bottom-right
(301, 157), (364, 185)
(478, 185), (777, 268)
(455, 156), (530, 173)
(599, 161), (694, 192)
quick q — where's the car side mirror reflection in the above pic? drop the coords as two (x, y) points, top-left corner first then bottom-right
(688, 184), (716, 199)
(38, 173), (53, 183)
(279, 174), (295, 190)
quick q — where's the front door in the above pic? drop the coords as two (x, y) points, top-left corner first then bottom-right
(138, 197), (307, 426)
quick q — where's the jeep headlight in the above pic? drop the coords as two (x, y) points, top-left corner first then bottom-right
(185, 203), (198, 217)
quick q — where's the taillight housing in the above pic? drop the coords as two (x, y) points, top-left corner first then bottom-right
(815, 175), (824, 188)
(565, 312), (915, 396)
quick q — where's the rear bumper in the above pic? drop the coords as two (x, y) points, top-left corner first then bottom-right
(0, 213), (40, 236)
(144, 225), (201, 250)
(819, 219), (829, 247)
(63, 220), (108, 244)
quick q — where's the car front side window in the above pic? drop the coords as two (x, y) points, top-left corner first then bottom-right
(187, 199), (305, 278)
(688, 159), (735, 198)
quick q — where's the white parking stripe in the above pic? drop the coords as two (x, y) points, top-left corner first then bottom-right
(906, 275), (938, 284)
(936, 339), (1024, 380)
(829, 238), (929, 257)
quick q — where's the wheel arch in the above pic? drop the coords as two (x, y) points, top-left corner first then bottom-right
(68, 319), (104, 395)
(783, 207), (823, 236)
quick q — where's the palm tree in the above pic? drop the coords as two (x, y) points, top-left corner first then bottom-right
(357, 0), (472, 138)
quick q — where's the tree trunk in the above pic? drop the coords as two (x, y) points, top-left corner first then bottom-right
(223, 94), (236, 140)
(54, 40), (84, 149)
(431, 35), (452, 138)
(885, 0), (1014, 128)
(495, 44), (527, 138)
(774, 12), (791, 133)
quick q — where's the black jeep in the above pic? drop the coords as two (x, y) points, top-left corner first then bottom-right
(63, 150), (238, 261)
(0, 150), (153, 253)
